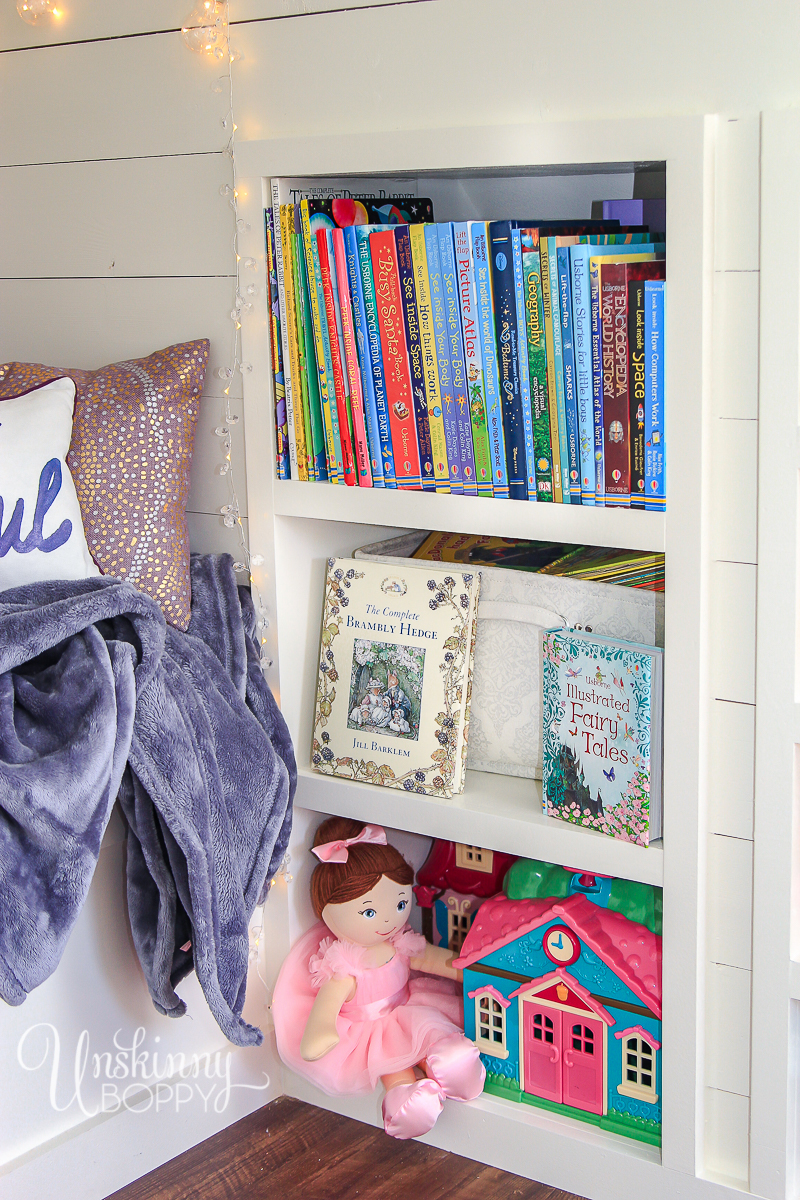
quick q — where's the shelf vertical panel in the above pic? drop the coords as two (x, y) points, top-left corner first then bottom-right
(750, 109), (800, 1200)
(658, 115), (717, 1179)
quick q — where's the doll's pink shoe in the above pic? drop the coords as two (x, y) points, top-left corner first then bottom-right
(382, 1078), (445, 1140)
(425, 1033), (486, 1101)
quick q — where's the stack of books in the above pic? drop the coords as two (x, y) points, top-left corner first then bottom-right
(410, 531), (664, 590)
(267, 191), (666, 509)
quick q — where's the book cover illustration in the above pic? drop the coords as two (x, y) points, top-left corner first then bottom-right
(312, 558), (481, 796)
(542, 628), (663, 846)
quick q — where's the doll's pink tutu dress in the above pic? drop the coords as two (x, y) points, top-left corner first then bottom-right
(272, 922), (484, 1126)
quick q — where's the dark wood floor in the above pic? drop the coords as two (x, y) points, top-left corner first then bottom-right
(107, 1095), (585, 1200)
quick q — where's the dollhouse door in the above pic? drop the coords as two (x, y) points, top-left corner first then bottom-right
(561, 1017), (604, 1115)
(522, 1003), (563, 1104)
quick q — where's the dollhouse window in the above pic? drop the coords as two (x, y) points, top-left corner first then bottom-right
(533, 1013), (555, 1044)
(455, 844), (494, 873)
(474, 993), (509, 1059)
(572, 1023), (595, 1055)
(616, 1034), (659, 1103)
(448, 908), (471, 952)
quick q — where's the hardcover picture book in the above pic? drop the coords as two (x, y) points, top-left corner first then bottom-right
(542, 627), (663, 845)
(312, 557), (481, 796)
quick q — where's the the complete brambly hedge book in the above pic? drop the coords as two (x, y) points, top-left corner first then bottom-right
(312, 557), (480, 797)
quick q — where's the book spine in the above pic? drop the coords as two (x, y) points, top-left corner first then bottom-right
(327, 228), (358, 474)
(558, 246), (581, 502)
(291, 225), (317, 480)
(512, 227), (537, 502)
(395, 225), (435, 491)
(520, 233), (553, 501)
(628, 279), (647, 508)
(453, 222), (493, 497)
(356, 226), (397, 488)
(570, 245), (595, 505)
(426, 224), (463, 494)
(299, 199), (342, 483)
(370, 229), (423, 489)
(409, 224), (450, 492)
(265, 207), (289, 480)
(271, 191), (299, 479)
(332, 227), (372, 486)
(439, 222), (478, 496)
(589, 256), (606, 506)
(601, 263), (631, 505)
(547, 238), (571, 505)
(296, 222), (328, 481)
(343, 225), (385, 487)
(317, 229), (357, 486)
(489, 220), (527, 501)
(281, 205), (308, 480)
(540, 235), (564, 502)
(645, 280), (666, 511)
(470, 221), (508, 497)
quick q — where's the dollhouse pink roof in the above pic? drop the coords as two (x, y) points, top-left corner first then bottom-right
(452, 892), (662, 1018)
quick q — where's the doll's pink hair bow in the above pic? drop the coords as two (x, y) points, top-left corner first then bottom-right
(311, 824), (387, 863)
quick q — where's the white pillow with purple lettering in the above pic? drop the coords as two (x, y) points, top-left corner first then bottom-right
(0, 377), (100, 589)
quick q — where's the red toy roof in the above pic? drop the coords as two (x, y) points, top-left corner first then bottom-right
(414, 839), (518, 902)
(452, 891), (662, 1018)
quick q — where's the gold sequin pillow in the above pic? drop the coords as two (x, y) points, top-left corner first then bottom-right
(0, 341), (208, 630)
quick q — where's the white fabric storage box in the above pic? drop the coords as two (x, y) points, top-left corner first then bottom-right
(355, 531), (664, 781)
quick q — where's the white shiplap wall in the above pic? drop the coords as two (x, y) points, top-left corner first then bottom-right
(0, 8), (265, 1200)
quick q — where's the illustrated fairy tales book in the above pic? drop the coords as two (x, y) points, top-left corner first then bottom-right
(313, 558), (481, 796)
(542, 628), (663, 845)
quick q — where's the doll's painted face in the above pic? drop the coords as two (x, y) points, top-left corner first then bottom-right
(321, 874), (412, 947)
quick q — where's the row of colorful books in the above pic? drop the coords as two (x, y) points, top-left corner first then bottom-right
(266, 193), (666, 508)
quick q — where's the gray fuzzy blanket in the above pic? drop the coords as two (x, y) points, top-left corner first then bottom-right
(0, 555), (295, 1047)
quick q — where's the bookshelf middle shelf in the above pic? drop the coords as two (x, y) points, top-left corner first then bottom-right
(272, 479), (667, 552)
(295, 766), (664, 887)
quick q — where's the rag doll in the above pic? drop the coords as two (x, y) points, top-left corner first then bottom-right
(271, 817), (484, 1140)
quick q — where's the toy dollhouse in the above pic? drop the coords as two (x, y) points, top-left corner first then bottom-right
(413, 840), (518, 952)
(454, 860), (662, 1147)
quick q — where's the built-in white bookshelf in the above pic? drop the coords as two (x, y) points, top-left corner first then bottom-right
(236, 114), (799, 1200)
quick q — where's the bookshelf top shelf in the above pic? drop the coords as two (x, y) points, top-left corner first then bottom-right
(295, 766), (663, 888)
(272, 480), (666, 553)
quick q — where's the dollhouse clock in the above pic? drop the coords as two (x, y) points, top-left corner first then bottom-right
(543, 925), (580, 966)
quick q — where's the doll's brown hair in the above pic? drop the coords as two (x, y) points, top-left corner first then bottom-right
(310, 817), (414, 918)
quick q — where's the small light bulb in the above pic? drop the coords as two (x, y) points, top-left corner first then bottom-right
(218, 464), (230, 476)
(214, 425), (229, 436)
(228, 413), (240, 425)
(245, 283), (257, 296)
(250, 554), (265, 567)
(233, 561), (247, 572)
(243, 257), (256, 271)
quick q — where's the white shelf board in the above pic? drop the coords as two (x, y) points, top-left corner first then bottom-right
(273, 479), (666, 553)
(295, 766), (663, 887)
